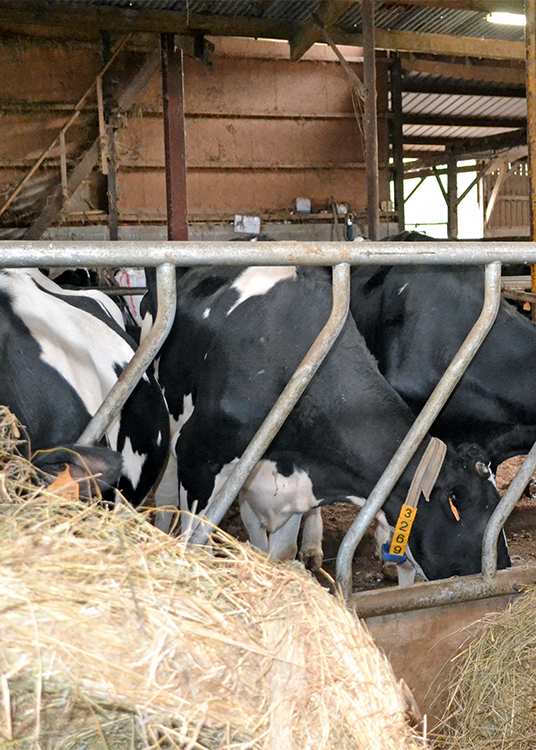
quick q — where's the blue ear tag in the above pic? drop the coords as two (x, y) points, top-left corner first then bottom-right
(382, 542), (407, 564)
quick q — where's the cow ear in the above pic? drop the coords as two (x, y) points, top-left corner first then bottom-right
(475, 461), (491, 478)
(32, 445), (122, 494)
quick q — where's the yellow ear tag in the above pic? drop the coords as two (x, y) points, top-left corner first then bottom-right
(449, 496), (460, 521)
(48, 467), (80, 502)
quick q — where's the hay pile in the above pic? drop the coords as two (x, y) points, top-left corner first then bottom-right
(0, 406), (424, 750)
(438, 589), (536, 750)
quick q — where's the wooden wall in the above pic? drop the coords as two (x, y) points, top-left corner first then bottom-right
(0, 36), (390, 228)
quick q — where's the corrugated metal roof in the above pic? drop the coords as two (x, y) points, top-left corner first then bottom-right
(402, 92), (526, 119)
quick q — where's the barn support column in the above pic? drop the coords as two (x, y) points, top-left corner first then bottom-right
(362, 0), (380, 241)
(526, 0), (536, 320)
(161, 33), (188, 241)
(447, 149), (458, 239)
(100, 30), (119, 242)
(390, 54), (405, 232)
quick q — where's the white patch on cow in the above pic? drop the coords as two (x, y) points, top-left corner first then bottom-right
(226, 266), (297, 316)
(140, 310), (154, 345)
(258, 369), (265, 375)
(169, 394), (195, 458)
(398, 283), (408, 295)
(24, 268), (126, 328)
(121, 436), (147, 488)
(156, 431), (162, 447)
(240, 460), (317, 534)
(203, 307), (211, 319)
(2, 270), (133, 443)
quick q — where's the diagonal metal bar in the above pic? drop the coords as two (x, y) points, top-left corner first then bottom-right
(482, 440), (536, 579)
(336, 261), (502, 599)
(189, 262), (351, 546)
(77, 263), (176, 446)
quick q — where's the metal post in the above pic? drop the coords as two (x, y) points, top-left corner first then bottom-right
(447, 148), (458, 240)
(78, 263), (176, 446)
(526, 0), (536, 321)
(336, 261), (502, 599)
(189, 263), (351, 546)
(161, 33), (188, 241)
(391, 55), (405, 232)
(362, 0), (380, 240)
(101, 31), (119, 242)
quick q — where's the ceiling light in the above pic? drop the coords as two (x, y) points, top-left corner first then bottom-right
(486, 12), (526, 26)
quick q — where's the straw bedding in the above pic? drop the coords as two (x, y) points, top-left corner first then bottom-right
(437, 588), (536, 750)
(0, 406), (424, 750)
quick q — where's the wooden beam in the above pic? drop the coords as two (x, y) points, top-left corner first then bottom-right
(404, 127), (526, 151)
(403, 77), (525, 98)
(0, 2), (294, 41)
(400, 55), (526, 84)
(24, 47), (160, 239)
(289, 1), (354, 62)
(379, 0), (524, 12)
(403, 113), (526, 128)
(335, 27), (526, 61)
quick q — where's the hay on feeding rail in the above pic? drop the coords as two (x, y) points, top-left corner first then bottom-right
(0, 406), (424, 750)
(436, 588), (536, 750)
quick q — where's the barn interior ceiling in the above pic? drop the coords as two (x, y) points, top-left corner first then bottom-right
(0, 0), (528, 167)
(0, 0), (530, 237)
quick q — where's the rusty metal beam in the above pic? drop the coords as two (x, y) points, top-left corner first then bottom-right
(161, 34), (188, 241)
(391, 55), (405, 232)
(527, 0), (536, 320)
(362, 0), (380, 240)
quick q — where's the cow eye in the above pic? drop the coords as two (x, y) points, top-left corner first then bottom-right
(475, 461), (490, 478)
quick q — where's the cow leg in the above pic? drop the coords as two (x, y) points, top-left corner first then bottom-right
(267, 513), (303, 561)
(298, 507), (323, 571)
(152, 450), (180, 533)
(239, 498), (269, 553)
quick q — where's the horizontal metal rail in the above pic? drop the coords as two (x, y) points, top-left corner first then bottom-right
(336, 261), (503, 599)
(189, 263), (351, 545)
(3, 239), (536, 267)
(78, 263), (176, 446)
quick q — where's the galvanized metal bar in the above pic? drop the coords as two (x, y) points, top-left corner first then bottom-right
(6, 240), (536, 267)
(77, 263), (176, 446)
(161, 33), (189, 241)
(188, 263), (351, 546)
(351, 563), (535, 620)
(482, 439), (536, 579)
(335, 262), (502, 599)
(362, 0), (380, 241)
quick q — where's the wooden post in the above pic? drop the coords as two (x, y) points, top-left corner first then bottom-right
(526, 0), (536, 320)
(161, 33), (189, 241)
(447, 149), (458, 240)
(391, 55), (405, 232)
(362, 0), (380, 240)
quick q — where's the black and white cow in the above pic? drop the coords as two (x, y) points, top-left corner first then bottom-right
(143, 264), (510, 581)
(0, 268), (169, 504)
(351, 231), (536, 469)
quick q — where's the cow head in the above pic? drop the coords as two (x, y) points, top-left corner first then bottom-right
(32, 444), (123, 500)
(402, 443), (510, 580)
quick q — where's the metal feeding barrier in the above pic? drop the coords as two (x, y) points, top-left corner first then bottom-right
(4, 239), (536, 606)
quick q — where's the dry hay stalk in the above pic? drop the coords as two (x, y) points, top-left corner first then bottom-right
(0, 406), (424, 750)
(436, 588), (536, 750)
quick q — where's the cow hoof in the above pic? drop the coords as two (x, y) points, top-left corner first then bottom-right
(299, 548), (324, 572)
(381, 561), (399, 581)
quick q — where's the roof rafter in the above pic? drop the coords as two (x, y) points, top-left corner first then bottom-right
(289, 1), (354, 62)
